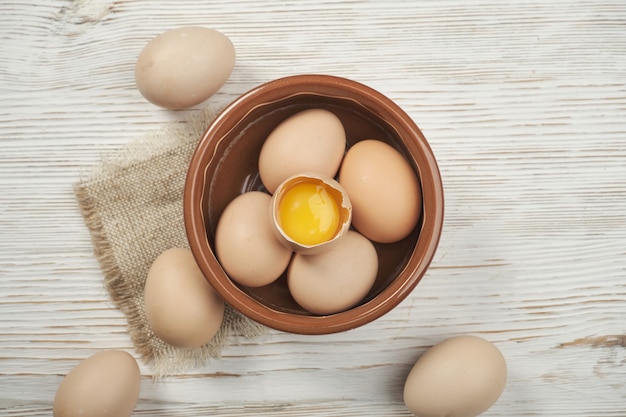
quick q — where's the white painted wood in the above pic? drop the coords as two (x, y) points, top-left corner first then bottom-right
(1, 0), (625, 415)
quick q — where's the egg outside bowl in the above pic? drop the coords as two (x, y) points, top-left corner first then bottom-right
(184, 74), (444, 335)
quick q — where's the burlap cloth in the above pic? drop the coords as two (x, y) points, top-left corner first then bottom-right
(74, 106), (267, 377)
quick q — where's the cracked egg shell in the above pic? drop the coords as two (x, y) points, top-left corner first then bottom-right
(270, 173), (352, 255)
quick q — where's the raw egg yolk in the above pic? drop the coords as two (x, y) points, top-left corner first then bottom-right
(278, 182), (340, 246)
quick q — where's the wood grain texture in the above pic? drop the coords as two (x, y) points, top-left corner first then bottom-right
(1, 0), (625, 416)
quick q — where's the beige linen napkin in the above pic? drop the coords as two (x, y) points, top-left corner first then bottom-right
(74, 106), (267, 377)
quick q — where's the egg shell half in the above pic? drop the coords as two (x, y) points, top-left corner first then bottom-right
(144, 247), (225, 348)
(403, 335), (507, 417)
(288, 230), (378, 315)
(339, 139), (422, 243)
(215, 191), (293, 287)
(259, 108), (347, 194)
(270, 172), (352, 255)
(135, 26), (235, 109)
(53, 350), (141, 417)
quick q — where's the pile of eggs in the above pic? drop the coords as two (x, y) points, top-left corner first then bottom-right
(214, 108), (422, 315)
(53, 26), (508, 417)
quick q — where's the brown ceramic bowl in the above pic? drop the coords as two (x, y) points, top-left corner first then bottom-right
(184, 74), (444, 335)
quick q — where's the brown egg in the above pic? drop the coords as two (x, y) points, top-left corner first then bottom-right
(258, 108), (346, 194)
(215, 191), (293, 287)
(403, 335), (507, 417)
(339, 139), (422, 243)
(144, 247), (225, 348)
(287, 230), (378, 315)
(53, 350), (141, 417)
(135, 26), (235, 109)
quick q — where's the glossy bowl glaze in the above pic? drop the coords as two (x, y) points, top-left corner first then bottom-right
(184, 74), (444, 334)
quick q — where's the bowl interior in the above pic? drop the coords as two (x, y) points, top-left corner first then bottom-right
(185, 75), (443, 334)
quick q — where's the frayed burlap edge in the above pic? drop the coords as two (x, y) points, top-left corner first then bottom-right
(73, 106), (268, 378)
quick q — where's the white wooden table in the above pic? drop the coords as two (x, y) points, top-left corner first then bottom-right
(2, 1), (625, 416)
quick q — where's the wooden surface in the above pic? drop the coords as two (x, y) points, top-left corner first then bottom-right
(1, 1), (625, 415)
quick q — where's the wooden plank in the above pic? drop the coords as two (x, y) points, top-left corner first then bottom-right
(1, 0), (625, 415)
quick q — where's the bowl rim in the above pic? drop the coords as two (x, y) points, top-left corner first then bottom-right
(184, 74), (444, 335)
